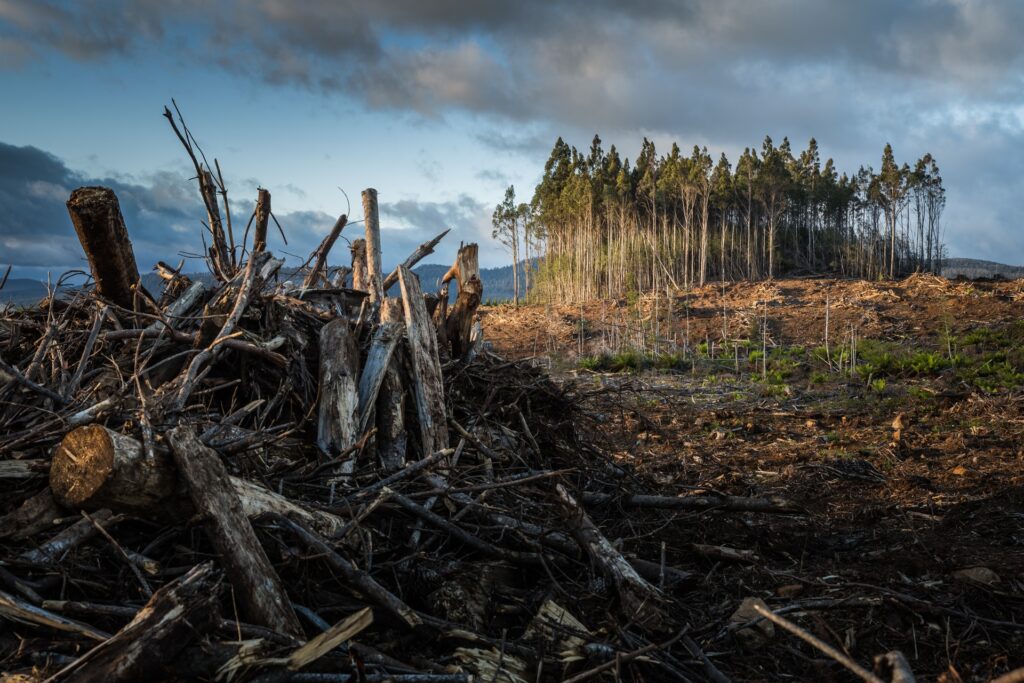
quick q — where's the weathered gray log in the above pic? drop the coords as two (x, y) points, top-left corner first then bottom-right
(317, 319), (360, 470)
(442, 243), (482, 358)
(253, 187), (271, 254)
(269, 513), (423, 629)
(398, 266), (449, 455)
(350, 238), (368, 292)
(0, 589), (110, 641)
(49, 425), (346, 535)
(556, 484), (669, 632)
(66, 186), (142, 310)
(381, 228), (451, 293)
(362, 188), (384, 303)
(20, 508), (118, 565)
(357, 321), (402, 433)
(46, 562), (221, 682)
(302, 213), (348, 288)
(0, 489), (60, 541)
(376, 298), (408, 470)
(146, 280), (207, 333)
(167, 426), (303, 638)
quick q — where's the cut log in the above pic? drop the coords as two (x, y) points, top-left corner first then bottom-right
(302, 213), (348, 288)
(50, 425), (179, 513)
(350, 238), (368, 292)
(398, 266), (449, 455)
(66, 187), (142, 310)
(357, 321), (402, 434)
(556, 483), (669, 632)
(442, 243), (482, 358)
(317, 319), (360, 468)
(167, 426), (303, 638)
(253, 188), (271, 254)
(20, 508), (118, 565)
(46, 562), (221, 682)
(49, 425), (346, 535)
(362, 188), (384, 304)
(376, 298), (408, 470)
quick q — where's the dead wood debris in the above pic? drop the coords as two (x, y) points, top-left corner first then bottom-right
(0, 110), (946, 683)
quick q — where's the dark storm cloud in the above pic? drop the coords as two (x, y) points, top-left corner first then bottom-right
(0, 142), (490, 278)
(3, 0), (1024, 261)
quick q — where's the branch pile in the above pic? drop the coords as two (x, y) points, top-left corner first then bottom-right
(0, 109), (823, 682)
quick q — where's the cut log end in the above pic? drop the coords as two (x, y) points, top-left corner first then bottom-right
(50, 424), (118, 509)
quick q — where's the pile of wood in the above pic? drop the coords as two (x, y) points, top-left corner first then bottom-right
(0, 115), (813, 681)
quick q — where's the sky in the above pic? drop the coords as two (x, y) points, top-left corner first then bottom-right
(2, 0), (1023, 281)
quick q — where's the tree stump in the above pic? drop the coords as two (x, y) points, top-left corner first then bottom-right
(66, 187), (142, 310)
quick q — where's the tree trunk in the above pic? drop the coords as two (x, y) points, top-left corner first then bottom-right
(253, 188), (271, 254)
(317, 319), (360, 466)
(442, 243), (483, 359)
(397, 266), (449, 455)
(350, 238), (368, 292)
(167, 426), (303, 638)
(362, 188), (384, 304)
(66, 186), (142, 310)
(49, 425), (346, 535)
(48, 563), (221, 683)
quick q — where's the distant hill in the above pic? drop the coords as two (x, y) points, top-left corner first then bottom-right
(0, 278), (50, 307)
(2, 262), (528, 306)
(940, 258), (1024, 280)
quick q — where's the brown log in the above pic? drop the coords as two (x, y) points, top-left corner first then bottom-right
(317, 319), (360, 467)
(46, 562), (221, 682)
(49, 425), (346, 535)
(302, 213), (348, 288)
(443, 243), (482, 358)
(167, 426), (303, 638)
(253, 188), (271, 254)
(66, 187), (141, 310)
(556, 483), (670, 632)
(362, 188), (384, 303)
(350, 238), (368, 292)
(398, 266), (449, 455)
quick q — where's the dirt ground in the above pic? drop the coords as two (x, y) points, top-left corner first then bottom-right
(480, 275), (1024, 682)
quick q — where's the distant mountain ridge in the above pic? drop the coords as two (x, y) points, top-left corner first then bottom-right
(6, 258), (1019, 306)
(1, 262), (524, 306)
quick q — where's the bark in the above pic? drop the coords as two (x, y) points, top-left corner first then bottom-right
(167, 426), (303, 638)
(66, 187), (142, 310)
(397, 267), (449, 455)
(375, 298), (408, 470)
(362, 188), (384, 304)
(350, 239), (368, 292)
(556, 484), (669, 632)
(317, 319), (360, 466)
(442, 244), (482, 359)
(253, 188), (271, 254)
(49, 425), (346, 535)
(302, 213), (348, 288)
(48, 562), (221, 682)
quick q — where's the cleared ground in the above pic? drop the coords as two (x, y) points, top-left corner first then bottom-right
(480, 274), (1024, 682)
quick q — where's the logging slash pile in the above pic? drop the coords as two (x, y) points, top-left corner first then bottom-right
(0, 109), (889, 683)
(0, 180), (742, 681)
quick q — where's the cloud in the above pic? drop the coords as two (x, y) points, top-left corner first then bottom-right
(3, 1), (1024, 262)
(0, 142), (498, 278)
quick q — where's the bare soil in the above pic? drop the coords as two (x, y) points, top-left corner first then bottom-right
(480, 275), (1024, 682)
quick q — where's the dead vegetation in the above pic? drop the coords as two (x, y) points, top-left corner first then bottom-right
(1, 107), (1022, 682)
